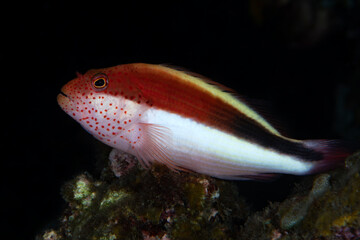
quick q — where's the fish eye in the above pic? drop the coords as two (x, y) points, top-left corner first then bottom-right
(91, 73), (108, 90)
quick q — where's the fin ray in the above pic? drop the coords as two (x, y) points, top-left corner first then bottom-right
(133, 123), (187, 172)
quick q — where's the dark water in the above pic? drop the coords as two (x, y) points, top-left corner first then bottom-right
(4, 1), (360, 239)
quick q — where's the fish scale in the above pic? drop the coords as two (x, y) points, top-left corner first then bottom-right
(58, 63), (350, 180)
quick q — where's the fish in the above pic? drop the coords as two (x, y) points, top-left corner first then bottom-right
(57, 63), (350, 180)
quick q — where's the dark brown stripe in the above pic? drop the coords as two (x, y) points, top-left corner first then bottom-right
(230, 111), (323, 161)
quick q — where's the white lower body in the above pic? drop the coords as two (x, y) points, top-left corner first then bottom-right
(133, 108), (314, 179)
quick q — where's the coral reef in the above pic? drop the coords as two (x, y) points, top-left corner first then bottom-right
(38, 159), (248, 240)
(239, 152), (360, 240)
(38, 152), (360, 240)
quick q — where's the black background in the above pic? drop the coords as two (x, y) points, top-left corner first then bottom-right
(4, 1), (360, 239)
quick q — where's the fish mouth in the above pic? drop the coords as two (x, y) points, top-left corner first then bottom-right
(59, 91), (68, 98)
(57, 91), (72, 108)
(57, 91), (69, 101)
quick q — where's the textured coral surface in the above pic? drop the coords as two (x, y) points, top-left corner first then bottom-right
(38, 152), (360, 240)
(39, 160), (248, 240)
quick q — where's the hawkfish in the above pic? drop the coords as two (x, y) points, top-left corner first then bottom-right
(57, 63), (349, 180)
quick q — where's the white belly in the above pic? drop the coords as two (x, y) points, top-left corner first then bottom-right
(142, 108), (314, 178)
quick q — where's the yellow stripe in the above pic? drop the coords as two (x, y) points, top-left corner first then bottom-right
(153, 64), (281, 136)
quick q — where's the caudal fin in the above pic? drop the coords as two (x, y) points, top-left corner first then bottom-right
(303, 140), (355, 174)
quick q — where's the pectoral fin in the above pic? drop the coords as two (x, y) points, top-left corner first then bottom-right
(133, 123), (187, 172)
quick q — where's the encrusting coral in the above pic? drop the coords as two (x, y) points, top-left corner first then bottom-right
(38, 156), (249, 240)
(38, 152), (360, 240)
(239, 152), (360, 240)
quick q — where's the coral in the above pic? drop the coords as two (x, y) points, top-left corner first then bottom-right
(38, 151), (360, 239)
(280, 173), (331, 230)
(41, 230), (59, 240)
(38, 159), (248, 240)
(333, 226), (360, 240)
(239, 152), (360, 240)
(109, 149), (138, 177)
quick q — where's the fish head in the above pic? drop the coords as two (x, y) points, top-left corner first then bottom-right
(57, 68), (119, 122)
(57, 66), (147, 146)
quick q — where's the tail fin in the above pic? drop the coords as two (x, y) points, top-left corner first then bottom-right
(303, 140), (355, 174)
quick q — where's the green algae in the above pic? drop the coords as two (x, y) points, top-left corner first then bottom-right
(99, 190), (129, 209)
(183, 181), (205, 211)
(61, 173), (97, 209)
